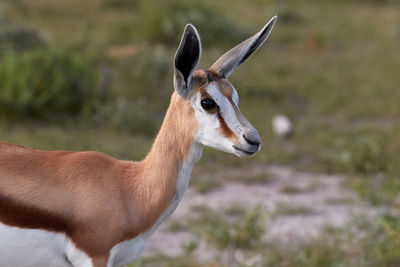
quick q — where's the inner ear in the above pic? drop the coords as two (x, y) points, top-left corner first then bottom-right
(175, 33), (200, 86)
(174, 24), (202, 98)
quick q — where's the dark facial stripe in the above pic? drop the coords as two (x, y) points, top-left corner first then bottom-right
(218, 114), (236, 140)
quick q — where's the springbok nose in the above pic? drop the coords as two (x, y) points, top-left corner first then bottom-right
(243, 131), (261, 147)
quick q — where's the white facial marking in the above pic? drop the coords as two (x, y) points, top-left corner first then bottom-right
(232, 88), (239, 106)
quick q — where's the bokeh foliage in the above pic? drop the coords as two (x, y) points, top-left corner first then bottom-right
(0, 49), (99, 119)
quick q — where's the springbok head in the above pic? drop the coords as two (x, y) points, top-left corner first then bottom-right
(173, 16), (277, 157)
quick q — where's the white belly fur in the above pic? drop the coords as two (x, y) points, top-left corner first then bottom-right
(0, 222), (93, 267)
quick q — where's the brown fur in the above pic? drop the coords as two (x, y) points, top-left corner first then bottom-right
(217, 115), (236, 140)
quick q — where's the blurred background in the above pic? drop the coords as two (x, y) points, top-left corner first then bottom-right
(0, 0), (399, 266)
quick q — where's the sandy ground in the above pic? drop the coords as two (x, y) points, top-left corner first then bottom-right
(142, 164), (376, 259)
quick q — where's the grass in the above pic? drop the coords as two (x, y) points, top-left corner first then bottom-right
(129, 254), (219, 267)
(272, 203), (315, 217)
(225, 172), (272, 184)
(185, 204), (265, 250)
(0, 122), (152, 160)
(279, 182), (320, 194)
(167, 220), (186, 233)
(325, 197), (356, 205)
(279, 185), (306, 194)
(195, 180), (222, 194)
(192, 170), (271, 193)
(349, 174), (400, 206)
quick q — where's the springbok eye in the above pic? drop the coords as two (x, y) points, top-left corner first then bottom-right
(201, 98), (217, 110)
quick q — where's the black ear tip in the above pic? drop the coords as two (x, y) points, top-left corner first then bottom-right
(181, 24), (201, 52)
(184, 24), (199, 38)
(265, 16), (277, 28)
(259, 16), (277, 36)
(267, 16), (277, 29)
(185, 23), (195, 30)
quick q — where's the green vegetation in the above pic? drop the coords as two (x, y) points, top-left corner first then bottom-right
(358, 214), (400, 266)
(130, 254), (216, 267)
(279, 182), (320, 194)
(272, 203), (314, 217)
(0, 16), (44, 52)
(129, 0), (250, 47)
(184, 204), (265, 250)
(279, 184), (306, 194)
(225, 172), (272, 184)
(350, 174), (400, 206)
(0, 49), (100, 119)
(195, 179), (222, 194)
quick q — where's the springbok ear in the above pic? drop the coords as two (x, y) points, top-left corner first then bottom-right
(210, 16), (277, 78)
(174, 24), (202, 98)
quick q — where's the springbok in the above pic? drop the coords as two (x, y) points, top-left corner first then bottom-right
(0, 16), (276, 267)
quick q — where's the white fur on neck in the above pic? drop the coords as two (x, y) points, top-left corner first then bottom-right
(108, 141), (203, 267)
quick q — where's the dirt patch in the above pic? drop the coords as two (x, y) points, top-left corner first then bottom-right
(143, 165), (376, 258)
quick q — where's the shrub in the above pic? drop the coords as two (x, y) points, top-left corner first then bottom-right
(346, 137), (386, 174)
(0, 17), (45, 52)
(110, 46), (172, 112)
(132, 0), (250, 47)
(359, 214), (400, 266)
(0, 49), (100, 119)
(101, 100), (160, 136)
(102, 0), (139, 9)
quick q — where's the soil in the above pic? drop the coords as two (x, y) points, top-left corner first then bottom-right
(142, 165), (376, 259)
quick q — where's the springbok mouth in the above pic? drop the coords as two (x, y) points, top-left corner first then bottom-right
(232, 145), (257, 155)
